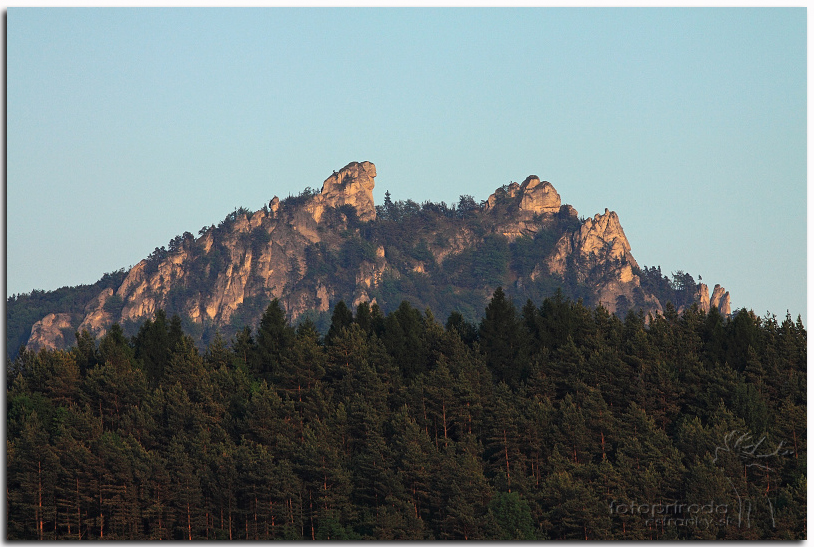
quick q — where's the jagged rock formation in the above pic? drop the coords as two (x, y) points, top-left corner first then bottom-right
(710, 284), (732, 315)
(31, 161), (380, 343)
(686, 283), (731, 316)
(27, 313), (74, 352)
(78, 288), (115, 338)
(306, 161), (377, 223)
(546, 208), (637, 276)
(22, 161), (732, 352)
(484, 175), (561, 216)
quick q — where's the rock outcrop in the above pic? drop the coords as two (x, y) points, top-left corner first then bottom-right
(305, 161), (377, 223)
(518, 176), (561, 215)
(686, 283), (731, 316)
(593, 263), (663, 316)
(484, 176), (561, 216)
(547, 208), (637, 277)
(22, 162), (733, 352)
(25, 162), (380, 346)
(677, 282), (731, 317)
(485, 177), (566, 242)
(695, 283), (711, 312)
(710, 284), (731, 315)
(77, 288), (115, 338)
(28, 313), (75, 351)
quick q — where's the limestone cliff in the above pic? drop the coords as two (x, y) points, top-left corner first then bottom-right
(28, 313), (76, 351)
(23, 161), (733, 352)
(305, 161), (377, 223)
(680, 282), (731, 316)
(34, 161), (380, 345)
(546, 208), (638, 277)
(484, 175), (561, 217)
(709, 284), (732, 316)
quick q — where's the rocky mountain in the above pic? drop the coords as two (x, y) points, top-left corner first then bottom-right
(14, 160), (730, 354)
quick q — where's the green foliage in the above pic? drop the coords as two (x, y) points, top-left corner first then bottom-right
(488, 491), (538, 540)
(325, 301), (354, 345)
(480, 287), (528, 386)
(280, 186), (318, 208)
(510, 231), (557, 277)
(255, 299), (296, 381)
(442, 235), (509, 290)
(339, 237), (376, 269)
(635, 265), (702, 310)
(102, 294), (125, 317)
(5, 293), (806, 539)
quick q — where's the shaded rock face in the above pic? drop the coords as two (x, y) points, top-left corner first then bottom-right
(24, 161), (732, 352)
(593, 263), (664, 316)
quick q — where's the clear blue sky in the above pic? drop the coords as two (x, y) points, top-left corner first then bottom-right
(7, 7), (807, 324)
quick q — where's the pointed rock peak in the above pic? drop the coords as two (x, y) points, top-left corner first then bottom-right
(710, 284), (731, 316)
(568, 207), (638, 269)
(583, 208), (622, 236)
(696, 283), (711, 312)
(307, 161), (377, 222)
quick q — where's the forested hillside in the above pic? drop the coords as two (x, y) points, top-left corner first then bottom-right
(6, 290), (805, 539)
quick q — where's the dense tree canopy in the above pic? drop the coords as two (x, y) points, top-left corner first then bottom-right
(6, 291), (806, 539)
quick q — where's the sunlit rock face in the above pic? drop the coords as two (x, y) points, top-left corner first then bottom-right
(547, 208), (637, 277)
(26, 161), (381, 352)
(710, 284), (731, 316)
(306, 161), (377, 223)
(483, 175), (561, 216)
(518, 176), (561, 214)
(28, 313), (74, 351)
(696, 283), (711, 312)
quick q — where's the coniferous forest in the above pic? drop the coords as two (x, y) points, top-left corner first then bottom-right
(6, 290), (806, 539)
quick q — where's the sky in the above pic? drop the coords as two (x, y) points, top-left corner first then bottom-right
(7, 7), (807, 325)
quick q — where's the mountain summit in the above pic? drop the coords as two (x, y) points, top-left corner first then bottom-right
(17, 161), (730, 354)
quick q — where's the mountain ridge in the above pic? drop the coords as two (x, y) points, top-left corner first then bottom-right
(14, 160), (730, 355)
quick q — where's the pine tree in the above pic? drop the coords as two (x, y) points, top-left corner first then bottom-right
(436, 436), (494, 539)
(381, 301), (427, 378)
(71, 329), (100, 376)
(325, 301), (354, 345)
(7, 411), (60, 539)
(389, 406), (436, 524)
(255, 298), (295, 380)
(133, 312), (171, 387)
(230, 325), (258, 374)
(354, 301), (372, 335)
(479, 287), (527, 386)
(277, 319), (326, 401)
(487, 491), (537, 539)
